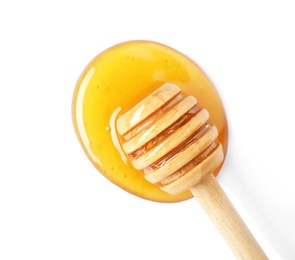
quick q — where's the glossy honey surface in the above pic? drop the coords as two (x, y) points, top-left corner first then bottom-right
(72, 40), (228, 202)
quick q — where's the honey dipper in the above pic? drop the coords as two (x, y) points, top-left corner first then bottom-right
(116, 83), (268, 260)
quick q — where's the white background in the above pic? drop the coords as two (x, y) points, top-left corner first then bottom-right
(0, 1), (294, 259)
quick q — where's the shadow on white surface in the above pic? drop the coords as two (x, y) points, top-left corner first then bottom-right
(219, 136), (295, 260)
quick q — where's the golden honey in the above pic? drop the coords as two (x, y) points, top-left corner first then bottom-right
(72, 40), (228, 202)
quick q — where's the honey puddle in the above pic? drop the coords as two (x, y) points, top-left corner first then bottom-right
(72, 40), (228, 202)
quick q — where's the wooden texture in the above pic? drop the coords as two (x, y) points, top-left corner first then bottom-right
(123, 96), (196, 154)
(116, 83), (180, 135)
(190, 174), (268, 260)
(145, 119), (216, 184)
(160, 143), (223, 194)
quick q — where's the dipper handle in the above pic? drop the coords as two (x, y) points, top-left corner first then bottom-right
(191, 173), (268, 260)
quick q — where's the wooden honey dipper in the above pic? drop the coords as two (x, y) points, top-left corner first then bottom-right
(116, 83), (268, 259)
